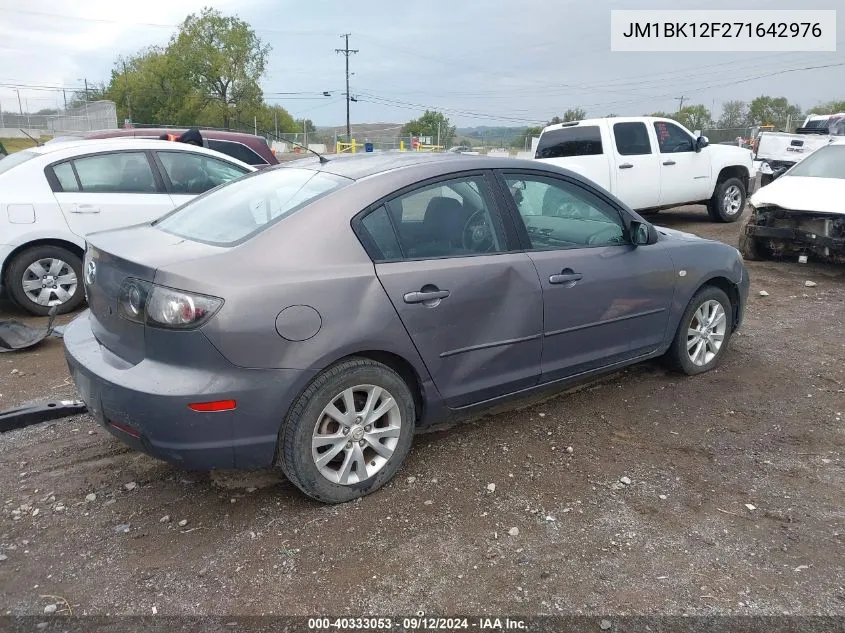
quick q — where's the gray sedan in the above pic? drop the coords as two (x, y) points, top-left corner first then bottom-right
(64, 153), (749, 503)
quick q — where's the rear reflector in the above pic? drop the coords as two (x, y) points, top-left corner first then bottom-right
(188, 400), (237, 412)
(108, 420), (141, 438)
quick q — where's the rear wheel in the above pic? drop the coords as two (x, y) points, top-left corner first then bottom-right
(665, 286), (733, 375)
(5, 245), (83, 316)
(278, 358), (416, 503)
(707, 177), (746, 223)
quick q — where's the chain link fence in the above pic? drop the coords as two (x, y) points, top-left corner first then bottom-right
(0, 101), (117, 136)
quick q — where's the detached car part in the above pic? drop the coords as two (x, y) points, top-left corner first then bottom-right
(0, 306), (61, 352)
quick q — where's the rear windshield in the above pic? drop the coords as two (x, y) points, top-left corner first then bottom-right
(535, 126), (603, 159)
(155, 167), (349, 246)
(0, 150), (38, 174)
(787, 144), (845, 180)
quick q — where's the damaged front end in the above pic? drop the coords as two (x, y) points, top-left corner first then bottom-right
(740, 203), (845, 263)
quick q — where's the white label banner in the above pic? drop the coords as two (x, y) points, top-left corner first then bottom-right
(610, 10), (837, 52)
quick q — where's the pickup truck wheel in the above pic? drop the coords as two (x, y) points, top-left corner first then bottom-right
(5, 245), (84, 316)
(707, 177), (746, 223)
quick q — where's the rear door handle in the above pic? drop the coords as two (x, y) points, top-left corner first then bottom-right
(403, 289), (450, 304)
(619, 163), (634, 169)
(662, 160), (676, 166)
(71, 204), (101, 214)
(549, 268), (583, 285)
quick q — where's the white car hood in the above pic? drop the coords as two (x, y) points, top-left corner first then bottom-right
(750, 176), (845, 216)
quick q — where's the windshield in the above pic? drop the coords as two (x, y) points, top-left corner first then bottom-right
(155, 167), (350, 246)
(0, 150), (38, 174)
(787, 145), (845, 180)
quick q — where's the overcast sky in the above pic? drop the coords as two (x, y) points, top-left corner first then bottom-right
(0, 0), (843, 128)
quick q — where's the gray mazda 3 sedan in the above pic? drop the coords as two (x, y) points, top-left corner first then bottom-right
(64, 153), (749, 503)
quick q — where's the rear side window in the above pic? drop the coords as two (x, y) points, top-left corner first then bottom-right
(155, 168), (348, 246)
(207, 139), (266, 165)
(535, 126), (602, 159)
(156, 151), (249, 194)
(53, 162), (80, 191)
(72, 152), (158, 193)
(360, 206), (403, 260)
(613, 122), (652, 156)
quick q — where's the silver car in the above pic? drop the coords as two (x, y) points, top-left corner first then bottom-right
(64, 153), (749, 503)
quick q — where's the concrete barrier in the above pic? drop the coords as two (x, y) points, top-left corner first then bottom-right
(0, 128), (50, 139)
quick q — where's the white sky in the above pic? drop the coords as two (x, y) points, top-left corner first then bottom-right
(0, 0), (843, 127)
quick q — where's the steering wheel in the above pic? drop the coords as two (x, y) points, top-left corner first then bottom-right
(462, 210), (495, 252)
(587, 225), (624, 246)
(552, 201), (585, 220)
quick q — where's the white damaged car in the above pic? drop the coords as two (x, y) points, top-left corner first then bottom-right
(739, 141), (845, 263)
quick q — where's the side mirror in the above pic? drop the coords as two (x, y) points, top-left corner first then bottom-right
(630, 220), (653, 246)
(695, 135), (709, 152)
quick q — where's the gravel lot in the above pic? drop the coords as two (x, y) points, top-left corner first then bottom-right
(1, 204), (844, 617)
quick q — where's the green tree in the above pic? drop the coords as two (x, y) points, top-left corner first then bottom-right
(168, 7), (271, 127)
(806, 100), (845, 115)
(296, 118), (317, 134)
(748, 96), (802, 126)
(511, 126), (542, 149)
(561, 108), (586, 122)
(401, 110), (455, 146)
(717, 100), (749, 128)
(674, 104), (711, 131)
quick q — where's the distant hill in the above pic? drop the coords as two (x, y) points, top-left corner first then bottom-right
(316, 122), (404, 137)
(456, 126), (528, 141)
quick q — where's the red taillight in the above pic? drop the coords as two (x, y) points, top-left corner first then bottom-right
(188, 400), (237, 412)
(108, 420), (141, 438)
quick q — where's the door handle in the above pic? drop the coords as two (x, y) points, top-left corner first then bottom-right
(403, 289), (450, 304)
(619, 163), (634, 169)
(549, 268), (583, 285)
(662, 160), (676, 166)
(70, 204), (101, 214)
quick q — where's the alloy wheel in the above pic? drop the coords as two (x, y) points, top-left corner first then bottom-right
(311, 385), (402, 485)
(687, 300), (727, 366)
(723, 185), (743, 216)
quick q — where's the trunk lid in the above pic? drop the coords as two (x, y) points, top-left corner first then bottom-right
(85, 224), (226, 364)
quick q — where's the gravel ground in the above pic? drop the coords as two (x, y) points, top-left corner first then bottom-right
(0, 204), (844, 617)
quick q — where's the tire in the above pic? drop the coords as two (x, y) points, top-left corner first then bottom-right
(664, 286), (733, 376)
(707, 177), (746, 223)
(278, 358), (416, 504)
(4, 245), (84, 316)
(738, 230), (763, 261)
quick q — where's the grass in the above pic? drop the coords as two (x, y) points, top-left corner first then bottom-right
(1, 137), (51, 153)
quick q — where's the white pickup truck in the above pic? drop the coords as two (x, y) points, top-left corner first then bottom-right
(753, 113), (845, 185)
(534, 117), (755, 222)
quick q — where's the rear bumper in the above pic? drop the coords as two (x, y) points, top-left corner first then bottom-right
(63, 311), (316, 470)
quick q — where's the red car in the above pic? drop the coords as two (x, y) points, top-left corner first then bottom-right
(50, 128), (279, 167)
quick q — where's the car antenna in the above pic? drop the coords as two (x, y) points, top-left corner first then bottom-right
(19, 129), (43, 147)
(284, 137), (329, 164)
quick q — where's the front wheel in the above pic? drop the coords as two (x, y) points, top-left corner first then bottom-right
(277, 358), (416, 503)
(707, 177), (746, 223)
(665, 286), (733, 375)
(5, 245), (84, 316)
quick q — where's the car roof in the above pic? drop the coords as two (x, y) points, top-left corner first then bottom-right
(276, 151), (550, 181)
(82, 128), (268, 142)
(21, 138), (257, 167)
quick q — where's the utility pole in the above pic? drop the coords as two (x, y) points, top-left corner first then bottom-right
(335, 33), (358, 143)
(84, 78), (89, 101)
(122, 61), (132, 121)
(16, 89), (23, 116)
(674, 96), (686, 112)
(62, 89), (67, 111)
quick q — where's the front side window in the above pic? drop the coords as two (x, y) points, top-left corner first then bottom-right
(653, 121), (695, 153)
(504, 174), (626, 249)
(155, 167), (348, 246)
(72, 152), (158, 193)
(613, 122), (652, 156)
(535, 126), (603, 159)
(157, 151), (249, 194)
(367, 176), (505, 260)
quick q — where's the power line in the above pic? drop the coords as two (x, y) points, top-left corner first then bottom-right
(335, 34), (358, 143)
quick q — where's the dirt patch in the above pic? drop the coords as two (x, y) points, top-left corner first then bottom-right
(1, 205), (844, 616)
